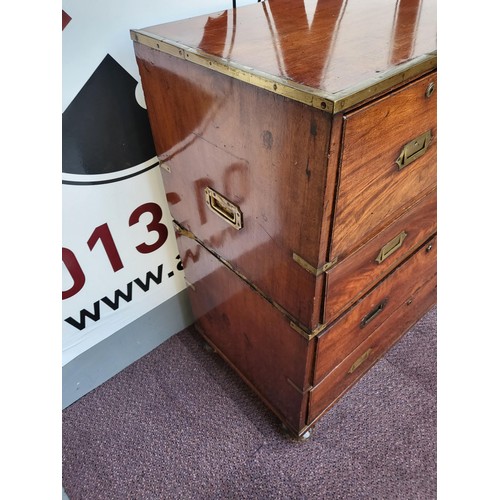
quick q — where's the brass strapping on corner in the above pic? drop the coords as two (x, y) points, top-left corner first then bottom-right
(131, 30), (186, 59)
(173, 220), (327, 340)
(292, 252), (338, 277)
(173, 221), (195, 240)
(288, 320), (327, 340)
(330, 52), (437, 112)
(131, 28), (436, 114)
(131, 29), (333, 112)
(159, 160), (171, 173)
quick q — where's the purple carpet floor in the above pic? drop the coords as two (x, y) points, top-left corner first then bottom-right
(62, 306), (437, 499)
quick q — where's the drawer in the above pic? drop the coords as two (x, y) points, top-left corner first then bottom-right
(308, 272), (437, 425)
(315, 234), (436, 385)
(323, 189), (436, 324)
(329, 71), (437, 263)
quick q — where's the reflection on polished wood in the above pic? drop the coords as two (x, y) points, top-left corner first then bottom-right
(137, 0), (436, 98)
(390, 0), (423, 65)
(198, 11), (229, 58)
(134, 41), (336, 329)
(265, 0), (345, 88)
(133, 0), (437, 331)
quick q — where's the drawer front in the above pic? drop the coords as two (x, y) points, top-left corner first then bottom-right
(308, 273), (437, 424)
(329, 71), (437, 263)
(315, 235), (436, 385)
(323, 189), (436, 324)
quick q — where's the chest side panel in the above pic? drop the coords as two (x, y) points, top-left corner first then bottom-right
(177, 234), (316, 435)
(135, 43), (334, 328)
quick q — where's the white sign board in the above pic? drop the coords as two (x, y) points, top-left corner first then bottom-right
(62, 0), (255, 364)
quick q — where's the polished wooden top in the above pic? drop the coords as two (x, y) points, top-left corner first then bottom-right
(133, 0), (436, 108)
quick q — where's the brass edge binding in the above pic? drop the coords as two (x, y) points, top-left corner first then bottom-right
(131, 29), (334, 113)
(289, 320), (326, 341)
(131, 29), (436, 113)
(159, 160), (171, 173)
(173, 220), (325, 340)
(173, 221), (195, 240)
(293, 252), (338, 277)
(331, 52), (437, 112)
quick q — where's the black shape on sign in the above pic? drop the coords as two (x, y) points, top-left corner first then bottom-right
(62, 54), (156, 176)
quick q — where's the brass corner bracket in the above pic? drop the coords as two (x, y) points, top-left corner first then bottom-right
(292, 252), (338, 277)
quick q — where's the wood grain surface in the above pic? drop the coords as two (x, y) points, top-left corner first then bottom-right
(135, 44), (338, 329)
(316, 235), (437, 384)
(309, 271), (437, 424)
(329, 71), (437, 262)
(179, 234), (315, 435)
(140, 0), (436, 97)
(324, 189), (437, 323)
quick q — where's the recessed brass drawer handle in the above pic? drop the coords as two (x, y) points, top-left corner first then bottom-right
(375, 231), (407, 264)
(348, 348), (373, 374)
(425, 82), (435, 98)
(360, 298), (388, 328)
(205, 187), (243, 230)
(396, 130), (432, 170)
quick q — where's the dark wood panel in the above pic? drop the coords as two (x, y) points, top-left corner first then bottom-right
(330, 72), (437, 262)
(309, 272), (437, 424)
(140, 0), (436, 97)
(178, 234), (315, 435)
(324, 189), (436, 323)
(316, 235), (436, 384)
(135, 44), (336, 329)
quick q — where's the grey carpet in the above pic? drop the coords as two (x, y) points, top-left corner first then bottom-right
(62, 306), (437, 500)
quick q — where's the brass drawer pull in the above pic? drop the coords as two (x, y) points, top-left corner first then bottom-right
(396, 130), (431, 170)
(205, 187), (243, 230)
(375, 231), (407, 264)
(425, 82), (435, 98)
(348, 348), (372, 374)
(360, 298), (388, 328)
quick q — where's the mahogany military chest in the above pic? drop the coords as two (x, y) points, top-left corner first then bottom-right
(131, 0), (437, 438)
